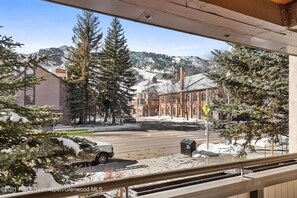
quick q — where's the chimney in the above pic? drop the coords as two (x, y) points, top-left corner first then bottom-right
(180, 66), (185, 91)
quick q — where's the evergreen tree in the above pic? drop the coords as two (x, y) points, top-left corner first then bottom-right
(99, 18), (136, 123)
(67, 11), (103, 124)
(0, 30), (93, 193)
(208, 44), (288, 156)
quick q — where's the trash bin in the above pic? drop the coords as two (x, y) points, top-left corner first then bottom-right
(180, 138), (196, 156)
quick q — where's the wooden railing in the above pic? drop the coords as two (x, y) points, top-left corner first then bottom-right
(2, 153), (297, 198)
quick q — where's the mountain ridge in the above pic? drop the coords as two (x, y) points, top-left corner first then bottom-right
(27, 45), (215, 93)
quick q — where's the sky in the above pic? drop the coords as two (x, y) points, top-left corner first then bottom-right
(0, 0), (229, 58)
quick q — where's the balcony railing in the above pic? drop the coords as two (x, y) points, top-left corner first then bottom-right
(2, 153), (297, 198)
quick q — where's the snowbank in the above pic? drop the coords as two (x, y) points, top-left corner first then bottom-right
(196, 135), (289, 157)
(57, 137), (81, 155)
(197, 143), (242, 155)
(141, 116), (203, 124)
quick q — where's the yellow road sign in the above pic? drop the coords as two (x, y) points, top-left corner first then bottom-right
(202, 104), (211, 115)
(203, 116), (208, 121)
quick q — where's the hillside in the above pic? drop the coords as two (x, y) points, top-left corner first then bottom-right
(28, 46), (215, 93)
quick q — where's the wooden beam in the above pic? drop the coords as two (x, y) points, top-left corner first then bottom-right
(197, 0), (283, 25)
(271, 0), (295, 5)
(46, 0), (297, 55)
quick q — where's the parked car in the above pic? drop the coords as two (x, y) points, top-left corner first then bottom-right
(123, 115), (136, 123)
(72, 136), (114, 164)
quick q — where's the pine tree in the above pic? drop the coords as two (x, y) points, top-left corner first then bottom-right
(67, 11), (103, 124)
(99, 18), (136, 123)
(0, 30), (94, 193)
(208, 44), (288, 156)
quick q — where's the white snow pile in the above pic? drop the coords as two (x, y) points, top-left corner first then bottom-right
(57, 137), (81, 155)
(19, 169), (61, 192)
(196, 142), (242, 156)
(76, 172), (106, 184)
(33, 169), (61, 188)
(194, 136), (289, 158)
(1, 148), (12, 154)
(0, 112), (29, 123)
(235, 136), (288, 147)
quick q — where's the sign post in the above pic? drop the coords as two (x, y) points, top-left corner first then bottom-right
(203, 99), (211, 150)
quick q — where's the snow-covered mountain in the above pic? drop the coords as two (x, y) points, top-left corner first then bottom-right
(27, 46), (215, 93)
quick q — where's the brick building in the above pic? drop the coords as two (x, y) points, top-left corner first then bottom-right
(132, 90), (159, 117)
(159, 67), (221, 120)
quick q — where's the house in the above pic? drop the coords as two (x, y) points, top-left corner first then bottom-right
(132, 89), (159, 117)
(159, 67), (221, 120)
(15, 66), (70, 124)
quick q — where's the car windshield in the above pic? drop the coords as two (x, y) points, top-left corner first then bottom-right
(82, 138), (97, 146)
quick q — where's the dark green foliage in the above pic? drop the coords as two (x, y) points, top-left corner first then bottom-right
(67, 11), (103, 124)
(99, 18), (137, 123)
(208, 44), (288, 156)
(0, 30), (94, 193)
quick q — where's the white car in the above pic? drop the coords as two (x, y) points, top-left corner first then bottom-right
(73, 136), (114, 164)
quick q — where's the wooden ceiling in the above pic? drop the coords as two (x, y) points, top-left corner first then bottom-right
(47, 0), (297, 55)
(271, 0), (294, 4)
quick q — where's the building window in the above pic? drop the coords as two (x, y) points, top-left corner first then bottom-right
(25, 95), (34, 105)
(186, 94), (189, 102)
(202, 93), (206, 101)
(162, 96), (165, 103)
(193, 93), (198, 101)
(211, 91), (216, 100)
(193, 107), (198, 115)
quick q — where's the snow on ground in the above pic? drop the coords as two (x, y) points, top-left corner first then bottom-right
(132, 67), (173, 93)
(196, 136), (289, 156)
(76, 172), (106, 184)
(19, 169), (61, 192)
(197, 142), (242, 155)
(141, 116), (204, 124)
(78, 154), (238, 181)
(133, 68), (156, 81)
(33, 169), (61, 188)
(132, 80), (148, 93)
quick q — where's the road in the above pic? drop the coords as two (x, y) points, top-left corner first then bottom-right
(83, 122), (221, 160)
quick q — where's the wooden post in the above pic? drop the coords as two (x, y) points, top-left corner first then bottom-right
(271, 141), (274, 156)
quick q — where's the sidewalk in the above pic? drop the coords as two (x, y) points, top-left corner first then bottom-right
(53, 123), (142, 132)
